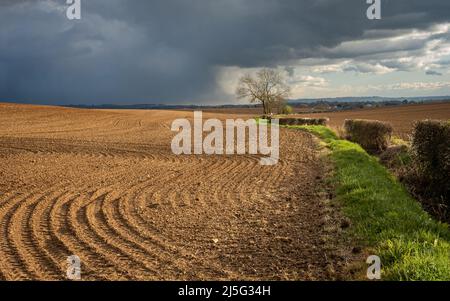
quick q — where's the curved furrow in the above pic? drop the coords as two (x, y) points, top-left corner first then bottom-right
(0, 192), (19, 211)
(67, 194), (133, 280)
(85, 188), (181, 278)
(30, 190), (75, 280)
(7, 187), (66, 279)
(83, 190), (162, 279)
(153, 160), (262, 248)
(118, 183), (232, 279)
(111, 180), (195, 253)
(169, 156), (277, 249)
(181, 158), (243, 208)
(114, 194), (199, 263)
(249, 164), (282, 193)
(49, 192), (114, 280)
(99, 192), (198, 279)
(30, 188), (119, 280)
(205, 159), (257, 207)
(0, 192), (33, 280)
(192, 157), (236, 185)
(113, 181), (231, 278)
(254, 163), (286, 193)
(195, 157), (248, 209)
(130, 158), (205, 210)
(130, 157), (242, 223)
(112, 119), (122, 127)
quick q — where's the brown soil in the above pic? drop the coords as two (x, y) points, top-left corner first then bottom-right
(304, 102), (450, 140)
(0, 103), (349, 280)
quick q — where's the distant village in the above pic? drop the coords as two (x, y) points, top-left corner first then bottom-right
(291, 99), (420, 113)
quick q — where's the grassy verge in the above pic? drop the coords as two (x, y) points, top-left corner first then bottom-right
(292, 125), (450, 280)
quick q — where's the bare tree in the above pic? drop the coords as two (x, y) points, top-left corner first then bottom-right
(236, 68), (290, 115)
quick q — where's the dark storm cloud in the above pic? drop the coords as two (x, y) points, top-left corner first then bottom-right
(1, 0), (450, 104)
(426, 70), (443, 76)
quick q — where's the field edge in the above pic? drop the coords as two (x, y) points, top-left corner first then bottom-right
(295, 125), (450, 281)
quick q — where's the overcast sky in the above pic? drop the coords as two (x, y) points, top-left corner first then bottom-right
(1, 0), (450, 105)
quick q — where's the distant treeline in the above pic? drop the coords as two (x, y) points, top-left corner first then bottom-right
(64, 103), (261, 110)
(64, 98), (450, 111)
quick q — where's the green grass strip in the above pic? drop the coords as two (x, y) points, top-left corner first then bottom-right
(291, 125), (450, 280)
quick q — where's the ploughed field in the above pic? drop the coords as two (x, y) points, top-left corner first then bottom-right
(304, 102), (450, 140)
(0, 103), (342, 280)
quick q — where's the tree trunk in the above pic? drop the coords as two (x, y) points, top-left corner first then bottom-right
(263, 101), (272, 116)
